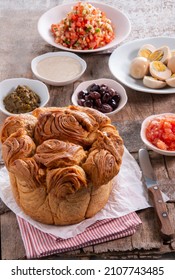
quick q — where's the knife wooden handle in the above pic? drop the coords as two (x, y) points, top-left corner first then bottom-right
(148, 185), (174, 241)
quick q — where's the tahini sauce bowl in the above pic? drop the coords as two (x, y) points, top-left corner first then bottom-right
(31, 52), (87, 86)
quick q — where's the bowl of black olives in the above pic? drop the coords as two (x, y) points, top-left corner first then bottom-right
(71, 78), (127, 116)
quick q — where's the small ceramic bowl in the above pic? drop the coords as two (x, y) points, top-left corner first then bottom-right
(140, 113), (175, 156)
(71, 78), (127, 116)
(31, 52), (87, 86)
(0, 78), (50, 116)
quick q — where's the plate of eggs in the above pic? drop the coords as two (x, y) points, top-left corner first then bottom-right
(109, 36), (175, 94)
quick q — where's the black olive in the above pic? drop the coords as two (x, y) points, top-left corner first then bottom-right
(99, 87), (106, 95)
(78, 99), (86, 106)
(78, 90), (88, 99)
(87, 83), (100, 92)
(102, 92), (111, 103)
(100, 104), (113, 113)
(84, 100), (94, 107)
(108, 88), (116, 97)
(84, 94), (91, 101)
(100, 84), (108, 90)
(95, 98), (102, 108)
(76, 83), (121, 113)
(108, 98), (118, 109)
(88, 91), (101, 99)
(112, 94), (121, 103)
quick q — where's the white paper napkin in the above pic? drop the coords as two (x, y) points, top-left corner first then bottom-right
(0, 147), (152, 238)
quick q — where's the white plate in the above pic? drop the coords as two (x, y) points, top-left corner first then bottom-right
(38, 2), (131, 53)
(140, 113), (175, 156)
(109, 36), (175, 94)
(31, 52), (87, 86)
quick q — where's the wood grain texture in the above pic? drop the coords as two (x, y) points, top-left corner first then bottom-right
(0, 0), (175, 260)
(1, 212), (26, 260)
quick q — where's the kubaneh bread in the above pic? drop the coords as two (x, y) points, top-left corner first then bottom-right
(0, 106), (124, 225)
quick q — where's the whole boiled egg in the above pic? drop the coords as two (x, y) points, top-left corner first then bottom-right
(143, 76), (166, 89)
(138, 44), (156, 59)
(166, 74), (175, 87)
(130, 57), (149, 79)
(171, 50), (175, 56)
(149, 61), (172, 81)
(167, 56), (175, 73)
(149, 45), (171, 64)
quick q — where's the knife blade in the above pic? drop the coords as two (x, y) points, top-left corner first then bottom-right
(139, 148), (174, 241)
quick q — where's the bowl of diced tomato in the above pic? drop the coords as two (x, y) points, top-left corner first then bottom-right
(38, 1), (131, 53)
(140, 113), (175, 156)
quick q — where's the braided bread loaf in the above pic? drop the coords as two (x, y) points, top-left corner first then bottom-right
(0, 106), (124, 225)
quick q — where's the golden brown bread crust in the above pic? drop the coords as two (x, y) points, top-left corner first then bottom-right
(34, 139), (87, 168)
(0, 106), (124, 225)
(0, 114), (37, 143)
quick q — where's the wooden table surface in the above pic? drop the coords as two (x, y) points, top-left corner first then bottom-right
(0, 0), (175, 260)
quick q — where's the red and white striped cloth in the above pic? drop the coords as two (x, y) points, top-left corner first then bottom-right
(17, 212), (142, 259)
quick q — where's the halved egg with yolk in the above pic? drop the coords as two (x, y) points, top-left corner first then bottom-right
(130, 57), (149, 79)
(149, 45), (171, 64)
(166, 74), (175, 87)
(149, 61), (172, 80)
(138, 44), (156, 59)
(143, 76), (166, 89)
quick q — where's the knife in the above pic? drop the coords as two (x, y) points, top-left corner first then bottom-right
(139, 148), (174, 241)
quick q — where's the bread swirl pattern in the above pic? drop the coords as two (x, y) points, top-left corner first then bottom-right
(0, 106), (124, 225)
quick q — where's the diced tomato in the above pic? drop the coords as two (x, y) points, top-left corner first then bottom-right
(71, 14), (78, 21)
(156, 139), (168, 150)
(50, 2), (115, 50)
(146, 116), (175, 151)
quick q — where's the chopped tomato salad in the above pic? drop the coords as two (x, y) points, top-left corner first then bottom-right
(51, 2), (115, 50)
(146, 116), (175, 151)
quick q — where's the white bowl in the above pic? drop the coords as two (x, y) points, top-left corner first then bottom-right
(71, 78), (127, 116)
(31, 52), (87, 86)
(140, 113), (175, 156)
(0, 78), (50, 116)
(37, 2), (131, 53)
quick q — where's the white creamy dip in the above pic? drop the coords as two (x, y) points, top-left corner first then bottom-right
(36, 56), (82, 82)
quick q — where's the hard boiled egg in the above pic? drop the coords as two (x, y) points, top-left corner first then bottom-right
(171, 50), (175, 56)
(138, 44), (156, 59)
(143, 76), (166, 89)
(149, 61), (172, 81)
(167, 56), (175, 73)
(149, 45), (171, 64)
(166, 74), (175, 87)
(130, 57), (149, 79)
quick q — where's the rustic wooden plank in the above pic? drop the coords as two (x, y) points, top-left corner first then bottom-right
(48, 83), (74, 107)
(163, 157), (175, 201)
(132, 208), (162, 250)
(152, 94), (175, 115)
(114, 120), (144, 153)
(159, 180), (175, 202)
(150, 153), (169, 181)
(144, 152), (175, 201)
(94, 235), (133, 254)
(167, 203), (175, 250)
(1, 212), (26, 260)
(165, 157), (175, 179)
(0, 199), (9, 215)
(1, 0), (175, 261)
(85, 207), (174, 257)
